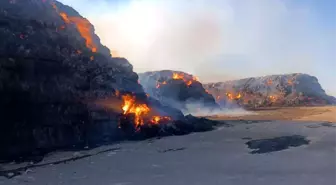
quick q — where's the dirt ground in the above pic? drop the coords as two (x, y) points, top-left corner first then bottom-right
(2, 120), (336, 185)
(207, 106), (336, 122)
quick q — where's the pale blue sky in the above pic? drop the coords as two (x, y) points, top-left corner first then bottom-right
(59, 0), (336, 95)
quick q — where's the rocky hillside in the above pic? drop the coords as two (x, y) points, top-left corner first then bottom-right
(203, 73), (336, 108)
(0, 0), (190, 160)
(139, 70), (219, 113)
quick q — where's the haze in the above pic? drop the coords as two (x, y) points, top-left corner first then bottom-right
(59, 0), (336, 96)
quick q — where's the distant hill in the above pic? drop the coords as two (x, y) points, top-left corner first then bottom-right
(203, 73), (336, 108)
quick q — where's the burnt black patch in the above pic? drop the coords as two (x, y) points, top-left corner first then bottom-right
(320, 122), (336, 128)
(246, 135), (310, 154)
(239, 120), (271, 124)
(306, 124), (321, 128)
(158, 147), (186, 153)
(306, 122), (336, 129)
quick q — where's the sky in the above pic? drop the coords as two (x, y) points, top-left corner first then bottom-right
(58, 0), (336, 95)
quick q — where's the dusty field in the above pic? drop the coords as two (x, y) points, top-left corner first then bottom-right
(207, 106), (336, 122)
(2, 120), (335, 185)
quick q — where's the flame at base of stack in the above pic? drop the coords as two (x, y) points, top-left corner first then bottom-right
(118, 92), (172, 131)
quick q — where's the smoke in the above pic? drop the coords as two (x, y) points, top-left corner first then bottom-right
(184, 101), (255, 117)
(59, 0), (336, 95)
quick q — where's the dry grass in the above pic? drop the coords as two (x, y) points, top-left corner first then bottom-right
(207, 106), (336, 122)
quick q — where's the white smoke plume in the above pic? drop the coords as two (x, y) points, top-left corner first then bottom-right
(184, 102), (255, 117)
(59, 0), (336, 96)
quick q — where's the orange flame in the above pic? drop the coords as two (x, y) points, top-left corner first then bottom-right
(150, 116), (171, 124)
(268, 95), (277, 102)
(236, 93), (242, 99)
(121, 94), (151, 127)
(172, 73), (184, 80)
(225, 92), (242, 100)
(156, 81), (167, 88)
(59, 12), (70, 24)
(192, 76), (199, 81)
(119, 93), (171, 129)
(226, 92), (233, 100)
(52, 3), (97, 53)
(171, 73), (198, 87)
(186, 80), (192, 86)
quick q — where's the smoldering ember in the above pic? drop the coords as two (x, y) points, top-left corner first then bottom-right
(0, 1), (335, 184)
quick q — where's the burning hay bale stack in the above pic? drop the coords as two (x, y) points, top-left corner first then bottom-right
(0, 0), (147, 160)
(0, 0), (222, 161)
(138, 70), (219, 113)
(204, 73), (336, 109)
(106, 91), (218, 140)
